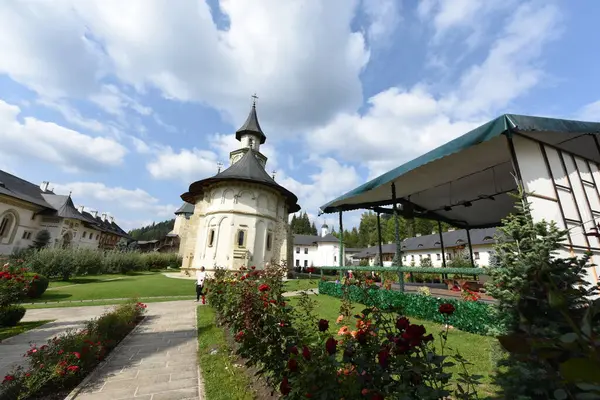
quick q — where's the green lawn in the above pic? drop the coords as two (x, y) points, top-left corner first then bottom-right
(0, 320), (53, 342)
(31, 273), (195, 303)
(283, 278), (320, 292)
(287, 294), (500, 397)
(197, 306), (255, 400)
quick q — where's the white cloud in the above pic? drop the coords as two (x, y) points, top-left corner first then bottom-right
(90, 84), (152, 118)
(361, 0), (401, 46)
(147, 147), (220, 183)
(308, 0), (561, 179)
(0, 99), (128, 172)
(37, 98), (105, 132)
(0, 0), (370, 134)
(576, 100), (600, 121)
(52, 181), (178, 229)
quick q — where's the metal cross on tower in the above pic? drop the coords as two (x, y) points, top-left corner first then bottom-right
(251, 93), (259, 106)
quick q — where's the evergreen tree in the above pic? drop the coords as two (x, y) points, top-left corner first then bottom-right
(486, 187), (599, 399)
(310, 222), (318, 236)
(31, 229), (51, 249)
(129, 219), (175, 240)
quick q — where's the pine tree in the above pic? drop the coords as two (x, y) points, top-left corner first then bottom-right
(310, 222), (318, 236)
(486, 187), (599, 399)
(31, 229), (51, 249)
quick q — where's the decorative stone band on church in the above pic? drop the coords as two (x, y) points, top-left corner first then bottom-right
(173, 101), (301, 274)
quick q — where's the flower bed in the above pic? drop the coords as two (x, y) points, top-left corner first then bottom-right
(0, 299), (147, 400)
(0, 263), (42, 327)
(206, 265), (481, 399)
(318, 281), (495, 336)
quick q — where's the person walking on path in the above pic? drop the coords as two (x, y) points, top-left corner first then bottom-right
(196, 266), (206, 303)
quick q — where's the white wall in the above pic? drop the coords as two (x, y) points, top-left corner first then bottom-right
(191, 182), (289, 271)
(361, 244), (495, 268)
(514, 135), (600, 287)
(0, 200), (40, 254)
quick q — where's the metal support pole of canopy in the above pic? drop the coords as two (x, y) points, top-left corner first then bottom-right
(466, 227), (477, 280)
(438, 221), (447, 280)
(391, 183), (404, 292)
(339, 211), (344, 281)
(376, 212), (383, 266)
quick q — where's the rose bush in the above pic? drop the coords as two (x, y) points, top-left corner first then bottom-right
(0, 299), (147, 400)
(0, 263), (34, 327)
(206, 264), (480, 399)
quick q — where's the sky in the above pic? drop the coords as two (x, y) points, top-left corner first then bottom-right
(1, 0), (600, 232)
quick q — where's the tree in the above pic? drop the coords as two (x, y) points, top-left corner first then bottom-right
(486, 187), (600, 399)
(31, 229), (51, 250)
(310, 222), (318, 236)
(129, 219), (175, 240)
(116, 237), (129, 252)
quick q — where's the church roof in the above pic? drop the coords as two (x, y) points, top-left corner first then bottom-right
(0, 170), (54, 208)
(293, 233), (339, 245)
(175, 202), (195, 215)
(39, 194), (91, 222)
(235, 104), (267, 144)
(181, 150), (301, 213)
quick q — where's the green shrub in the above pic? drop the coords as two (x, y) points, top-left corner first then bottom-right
(318, 281), (495, 335)
(0, 305), (26, 327)
(24, 273), (49, 299)
(0, 299), (147, 400)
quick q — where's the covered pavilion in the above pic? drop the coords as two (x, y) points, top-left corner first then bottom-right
(319, 114), (600, 286)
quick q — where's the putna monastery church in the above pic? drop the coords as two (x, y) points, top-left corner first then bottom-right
(171, 100), (301, 274)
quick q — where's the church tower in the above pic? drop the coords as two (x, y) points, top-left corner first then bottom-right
(229, 95), (268, 168)
(178, 96), (300, 274)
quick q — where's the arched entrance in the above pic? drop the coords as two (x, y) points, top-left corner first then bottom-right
(62, 232), (72, 249)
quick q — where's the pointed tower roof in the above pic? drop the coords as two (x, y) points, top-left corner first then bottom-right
(175, 202), (195, 215)
(181, 150), (300, 213)
(235, 103), (267, 144)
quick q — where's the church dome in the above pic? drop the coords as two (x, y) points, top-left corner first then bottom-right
(181, 149), (300, 213)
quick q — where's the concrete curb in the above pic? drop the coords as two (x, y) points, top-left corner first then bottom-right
(195, 306), (206, 399)
(63, 315), (147, 400)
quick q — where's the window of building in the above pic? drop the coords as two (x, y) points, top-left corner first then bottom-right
(304, 247), (308, 254)
(474, 252), (480, 260)
(237, 230), (246, 248)
(410, 255), (414, 261)
(296, 247), (300, 253)
(403, 255), (407, 261)
(419, 254), (422, 260)
(22, 231), (28, 239)
(208, 229), (215, 247)
(82, 231), (87, 239)
(304, 260), (308, 267)
(266, 233), (272, 251)
(0, 214), (14, 238)
(334, 255), (337, 263)
(295, 259), (300, 267)
(483, 236), (493, 241)
(446, 253), (452, 260)
(436, 254), (441, 260)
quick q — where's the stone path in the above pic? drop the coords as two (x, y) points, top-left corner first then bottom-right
(69, 301), (201, 400)
(0, 304), (114, 378)
(0, 301), (202, 400)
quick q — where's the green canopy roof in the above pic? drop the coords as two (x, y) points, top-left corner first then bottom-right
(320, 114), (600, 228)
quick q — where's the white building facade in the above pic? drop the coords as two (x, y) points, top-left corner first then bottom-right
(0, 174), (129, 255)
(292, 224), (343, 270)
(355, 228), (497, 268)
(177, 103), (300, 273)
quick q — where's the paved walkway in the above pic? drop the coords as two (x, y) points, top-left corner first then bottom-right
(0, 301), (202, 400)
(0, 304), (114, 378)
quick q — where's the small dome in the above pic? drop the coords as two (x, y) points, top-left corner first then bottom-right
(321, 223), (329, 229)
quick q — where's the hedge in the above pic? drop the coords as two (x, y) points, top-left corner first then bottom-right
(318, 281), (496, 336)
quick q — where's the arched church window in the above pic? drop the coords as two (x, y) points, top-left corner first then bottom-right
(249, 138), (254, 149)
(208, 229), (215, 247)
(237, 230), (246, 248)
(266, 232), (272, 251)
(0, 212), (16, 242)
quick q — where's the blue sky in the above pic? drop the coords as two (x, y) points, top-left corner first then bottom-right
(1, 0), (599, 231)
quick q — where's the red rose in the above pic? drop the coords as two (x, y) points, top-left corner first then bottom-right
(325, 337), (337, 355)
(289, 346), (299, 355)
(302, 345), (311, 361)
(318, 319), (329, 332)
(438, 303), (455, 315)
(371, 393), (384, 400)
(251, 266), (256, 270)
(258, 283), (270, 292)
(377, 348), (390, 368)
(395, 317), (410, 331)
(72, 352), (81, 359)
(235, 331), (244, 342)
(67, 365), (80, 372)
(402, 324), (427, 346)
(2, 375), (15, 384)
(287, 358), (298, 372)
(280, 376), (291, 395)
